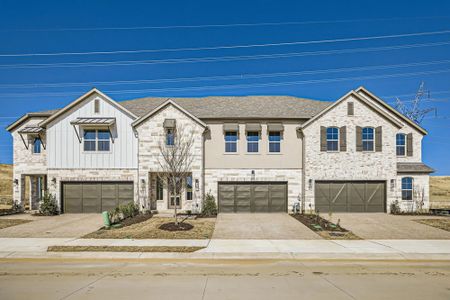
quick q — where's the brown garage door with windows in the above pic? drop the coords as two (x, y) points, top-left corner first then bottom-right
(218, 182), (287, 213)
(62, 182), (134, 213)
(315, 181), (386, 213)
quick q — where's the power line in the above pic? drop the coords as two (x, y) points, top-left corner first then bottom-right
(1, 68), (449, 97)
(2, 29), (450, 57)
(2, 16), (448, 32)
(1, 59), (449, 89)
(1, 41), (449, 69)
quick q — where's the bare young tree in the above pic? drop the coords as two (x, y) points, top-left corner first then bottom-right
(156, 124), (195, 225)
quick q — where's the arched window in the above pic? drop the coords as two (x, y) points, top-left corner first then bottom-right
(401, 177), (413, 201)
(326, 127), (339, 151)
(396, 133), (406, 156)
(362, 127), (374, 151)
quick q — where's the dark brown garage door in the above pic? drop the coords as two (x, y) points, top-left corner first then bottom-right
(63, 182), (134, 213)
(315, 181), (385, 213)
(218, 182), (287, 213)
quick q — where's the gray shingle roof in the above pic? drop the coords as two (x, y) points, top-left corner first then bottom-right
(119, 96), (332, 119)
(397, 162), (434, 174)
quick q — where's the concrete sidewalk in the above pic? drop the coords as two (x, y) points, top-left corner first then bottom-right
(1, 238), (450, 260)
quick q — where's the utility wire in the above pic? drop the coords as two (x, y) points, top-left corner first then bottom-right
(1, 16), (448, 32)
(1, 59), (449, 89)
(0, 68), (449, 97)
(1, 29), (450, 57)
(1, 41), (449, 69)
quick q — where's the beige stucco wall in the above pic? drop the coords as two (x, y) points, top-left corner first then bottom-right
(204, 120), (302, 169)
(135, 104), (205, 211)
(303, 93), (429, 212)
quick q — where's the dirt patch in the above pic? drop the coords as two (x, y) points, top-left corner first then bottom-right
(291, 214), (361, 240)
(0, 219), (32, 230)
(415, 219), (450, 232)
(159, 222), (194, 231)
(47, 245), (204, 253)
(83, 217), (215, 239)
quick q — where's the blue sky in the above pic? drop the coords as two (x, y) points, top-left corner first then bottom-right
(0, 0), (449, 174)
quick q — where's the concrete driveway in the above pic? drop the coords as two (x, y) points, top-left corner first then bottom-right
(0, 214), (103, 238)
(334, 213), (450, 239)
(212, 213), (321, 240)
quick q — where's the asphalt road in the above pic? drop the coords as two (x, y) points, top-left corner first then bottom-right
(0, 259), (449, 299)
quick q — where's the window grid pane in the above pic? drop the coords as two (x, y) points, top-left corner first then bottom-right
(362, 127), (374, 151)
(247, 132), (259, 152)
(326, 127), (339, 151)
(33, 138), (41, 154)
(269, 132), (281, 153)
(401, 177), (413, 200)
(225, 132), (238, 152)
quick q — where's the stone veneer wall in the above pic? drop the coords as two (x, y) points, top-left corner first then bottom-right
(303, 94), (429, 212)
(204, 168), (302, 211)
(47, 168), (138, 210)
(12, 118), (48, 205)
(135, 104), (204, 211)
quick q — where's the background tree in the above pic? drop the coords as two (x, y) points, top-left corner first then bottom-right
(157, 124), (195, 226)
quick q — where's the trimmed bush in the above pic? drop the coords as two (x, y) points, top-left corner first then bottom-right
(390, 200), (401, 214)
(39, 191), (59, 215)
(108, 202), (139, 224)
(201, 192), (217, 216)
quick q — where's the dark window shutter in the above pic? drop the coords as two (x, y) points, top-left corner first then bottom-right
(375, 126), (382, 152)
(356, 126), (363, 151)
(320, 126), (327, 151)
(347, 102), (354, 116)
(407, 133), (413, 156)
(339, 126), (347, 152)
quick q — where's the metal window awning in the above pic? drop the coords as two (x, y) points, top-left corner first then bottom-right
(267, 123), (284, 132)
(70, 117), (116, 144)
(163, 119), (176, 128)
(223, 123), (239, 132)
(17, 126), (46, 150)
(70, 117), (116, 126)
(245, 123), (262, 132)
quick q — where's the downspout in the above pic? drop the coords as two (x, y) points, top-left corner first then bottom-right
(201, 127), (208, 212)
(134, 128), (141, 210)
(298, 127), (306, 213)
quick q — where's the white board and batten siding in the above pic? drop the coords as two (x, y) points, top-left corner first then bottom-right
(46, 93), (138, 169)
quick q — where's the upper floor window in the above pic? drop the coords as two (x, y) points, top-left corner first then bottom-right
(326, 127), (339, 151)
(247, 132), (259, 153)
(186, 175), (193, 201)
(396, 133), (406, 156)
(83, 129), (110, 152)
(32, 137), (41, 154)
(362, 127), (374, 151)
(401, 177), (413, 200)
(166, 128), (175, 146)
(225, 131), (238, 153)
(269, 132), (281, 153)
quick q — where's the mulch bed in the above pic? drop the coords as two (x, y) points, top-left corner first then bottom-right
(119, 213), (153, 227)
(291, 214), (361, 240)
(48, 245), (204, 253)
(159, 222), (194, 231)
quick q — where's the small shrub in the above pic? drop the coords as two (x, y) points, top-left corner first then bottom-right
(108, 202), (139, 224)
(390, 200), (401, 215)
(201, 192), (217, 216)
(39, 191), (59, 215)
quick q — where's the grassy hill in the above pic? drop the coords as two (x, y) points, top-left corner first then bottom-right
(430, 176), (450, 208)
(0, 164), (13, 205)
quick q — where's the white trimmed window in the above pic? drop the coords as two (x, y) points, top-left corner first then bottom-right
(326, 127), (339, 151)
(83, 129), (110, 152)
(362, 127), (374, 151)
(401, 177), (413, 200)
(396, 133), (406, 156)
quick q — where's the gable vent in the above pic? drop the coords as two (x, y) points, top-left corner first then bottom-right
(347, 102), (354, 116)
(94, 99), (100, 113)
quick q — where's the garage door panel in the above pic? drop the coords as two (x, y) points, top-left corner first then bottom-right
(315, 181), (385, 213)
(218, 183), (287, 213)
(218, 185), (235, 213)
(63, 182), (134, 213)
(235, 185), (251, 213)
(118, 183), (134, 206)
(101, 184), (118, 212)
(64, 184), (83, 213)
(252, 185), (269, 212)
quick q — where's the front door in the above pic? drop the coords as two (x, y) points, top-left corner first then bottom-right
(168, 178), (181, 209)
